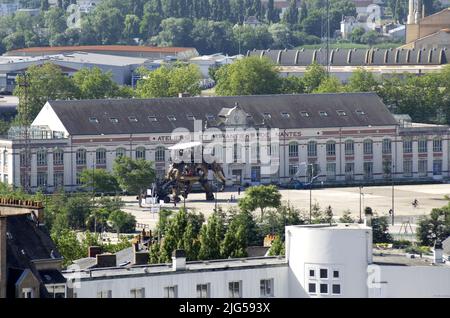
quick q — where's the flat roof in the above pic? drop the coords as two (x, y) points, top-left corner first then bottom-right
(287, 223), (371, 230)
(64, 256), (287, 281)
(373, 252), (449, 267)
(7, 45), (197, 55)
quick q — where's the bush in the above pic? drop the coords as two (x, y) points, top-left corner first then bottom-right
(392, 240), (412, 249)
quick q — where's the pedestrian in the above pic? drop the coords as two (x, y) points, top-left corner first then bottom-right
(238, 187), (241, 196)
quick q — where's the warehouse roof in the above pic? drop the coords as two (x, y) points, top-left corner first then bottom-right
(43, 93), (397, 136)
(247, 48), (448, 66)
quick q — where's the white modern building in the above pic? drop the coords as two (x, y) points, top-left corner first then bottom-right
(63, 222), (450, 298)
(189, 53), (243, 78)
(0, 93), (449, 192)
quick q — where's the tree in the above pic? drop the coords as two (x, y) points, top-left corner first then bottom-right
(221, 216), (247, 258)
(313, 76), (343, 93)
(372, 215), (393, 243)
(136, 64), (201, 98)
(153, 18), (193, 47)
(282, 0), (299, 27)
(123, 14), (141, 40)
(79, 168), (120, 194)
(268, 235), (285, 256)
(108, 210), (137, 234)
(302, 62), (327, 93)
(280, 76), (305, 94)
(346, 68), (379, 92)
(349, 26), (365, 43)
(238, 185), (281, 221)
(51, 229), (84, 267)
(268, 23), (292, 49)
(113, 156), (156, 207)
(360, 30), (380, 46)
(198, 213), (224, 260)
(41, 0), (50, 11)
(259, 203), (305, 239)
(65, 194), (93, 230)
(215, 56), (281, 96)
(265, 0), (280, 23)
(72, 67), (122, 99)
(416, 205), (450, 246)
(14, 63), (78, 121)
(339, 210), (355, 223)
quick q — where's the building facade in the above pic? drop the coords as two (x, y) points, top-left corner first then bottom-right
(0, 93), (448, 192)
(64, 223), (450, 298)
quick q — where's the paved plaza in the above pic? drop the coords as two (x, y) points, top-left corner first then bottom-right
(122, 184), (450, 232)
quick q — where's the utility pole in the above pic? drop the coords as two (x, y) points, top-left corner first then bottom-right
(326, 0), (330, 76)
(359, 185), (363, 223)
(309, 164), (314, 223)
(18, 73), (31, 193)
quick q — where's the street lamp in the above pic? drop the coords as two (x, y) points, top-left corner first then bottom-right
(359, 185), (363, 223)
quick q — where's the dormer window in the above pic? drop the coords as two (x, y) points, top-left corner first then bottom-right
(281, 112), (290, 119)
(167, 115), (176, 121)
(319, 111), (328, 117)
(300, 111), (310, 117)
(356, 110), (366, 115)
(89, 117), (98, 123)
(109, 118), (119, 123)
(263, 113), (272, 120)
(337, 110), (347, 116)
(128, 116), (138, 122)
(187, 114), (195, 121)
(148, 115), (157, 122)
(246, 114), (253, 120)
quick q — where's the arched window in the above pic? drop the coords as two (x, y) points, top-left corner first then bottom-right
(345, 140), (354, 156)
(363, 139), (373, 155)
(53, 148), (64, 166)
(116, 148), (126, 158)
(36, 148), (48, 166)
(135, 147), (146, 160)
(96, 148), (106, 165)
(382, 139), (391, 154)
(307, 141), (317, 157)
(288, 142), (298, 158)
(155, 146), (165, 162)
(326, 141), (336, 156)
(76, 149), (87, 165)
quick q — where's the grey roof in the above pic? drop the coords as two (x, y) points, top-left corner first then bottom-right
(46, 93), (397, 136)
(248, 48), (448, 66)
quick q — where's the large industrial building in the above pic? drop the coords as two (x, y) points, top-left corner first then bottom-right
(247, 47), (449, 82)
(0, 92), (448, 192)
(0, 52), (158, 94)
(63, 220), (450, 298)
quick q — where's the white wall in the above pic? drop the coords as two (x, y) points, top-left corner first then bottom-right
(73, 266), (288, 298)
(370, 265), (450, 298)
(32, 103), (69, 136)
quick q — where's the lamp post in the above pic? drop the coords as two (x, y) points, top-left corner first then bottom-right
(359, 185), (363, 223)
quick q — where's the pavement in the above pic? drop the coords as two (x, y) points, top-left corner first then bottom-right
(121, 184), (450, 231)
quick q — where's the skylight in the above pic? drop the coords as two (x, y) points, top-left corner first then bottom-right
(109, 118), (119, 123)
(263, 113), (272, 119)
(300, 111), (310, 117)
(187, 114), (195, 121)
(148, 115), (157, 122)
(128, 116), (138, 122)
(337, 110), (347, 116)
(356, 110), (366, 115)
(89, 117), (98, 123)
(281, 112), (290, 119)
(167, 115), (176, 121)
(319, 111), (328, 117)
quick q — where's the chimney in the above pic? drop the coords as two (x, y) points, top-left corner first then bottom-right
(364, 207), (373, 227)
(88, 246), (103, 258)
(134, 251), (150, 265)
(172, 250), (186, 271)
(433, 241), (444, 264)
(96, 253), (117, 268)
(178, 92), (190, 98)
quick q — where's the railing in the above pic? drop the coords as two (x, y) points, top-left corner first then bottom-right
(0, 197), (43, 208)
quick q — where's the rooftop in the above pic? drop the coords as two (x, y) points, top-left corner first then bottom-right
(42, 93), (398, 136)
(373, 252), (449, 267)
(6, 45), (197, 55)
(64, 256), (287, 281)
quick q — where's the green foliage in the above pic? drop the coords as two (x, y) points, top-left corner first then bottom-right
(108, 210), (137, 233)
(302, 62), (327, 93)
(280, 76), (305, 94)
(313, 76), (343, 93)
(339, 210), (355, 223)
(221, 214), (247, 258)
(268, 235), (285, 256)
(215, 56), (281, 96)
(416, 204), (450, 246)
(346, 68), (379, 93)
(113, 156), (156, 196)
(198, 212), (224, 260)
(72, 67), (123, 99)
(372, 215), (393, 244)
(79, 168), (120, 194)
(136, 63), (201, 98)
(51, 229), (85, 267)
(238, 184), (282, 221)
(259, 203), (305, 239)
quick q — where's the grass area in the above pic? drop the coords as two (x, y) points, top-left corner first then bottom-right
(298, 42), (403, 50)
